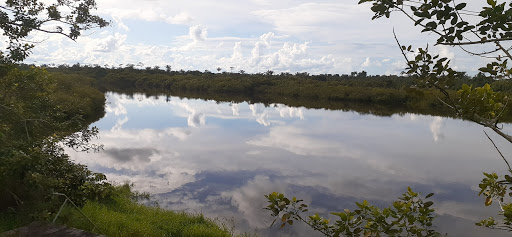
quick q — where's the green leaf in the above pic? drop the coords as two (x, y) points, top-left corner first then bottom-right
(505, 175), (512, 183)
(455, 3), (466, 10)
(485, 196), (493, 206)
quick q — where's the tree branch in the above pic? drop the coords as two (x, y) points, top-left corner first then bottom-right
(437, 38), (512, 46)
(484, 130), (512, 172)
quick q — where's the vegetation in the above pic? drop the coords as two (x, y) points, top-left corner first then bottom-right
(264, 0), (512, 236)
(359, 0), (512, 232)
(0, 0), (109, 63)
(5, 0), (512, 236)
(0, 1), (229, 236)
(55, 184), (232, 237)
(43, 63), (512, 120)
(0, 2), (240, 236)
(265, 188), (439, 237)
(0, 66), (112, 226)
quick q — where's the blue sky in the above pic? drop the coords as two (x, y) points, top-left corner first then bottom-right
(17, 0), (493, 75)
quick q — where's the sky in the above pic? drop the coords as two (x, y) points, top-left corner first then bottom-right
(16, 0), (495, 75)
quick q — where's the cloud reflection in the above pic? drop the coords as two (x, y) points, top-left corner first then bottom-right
(430, 116), (445, 142)
(68, 92), (512, 236)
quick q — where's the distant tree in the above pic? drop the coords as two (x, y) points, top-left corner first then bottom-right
(239, 70), (246, 74)
(165, 65), (172, 73)
(217, 67), (222, 73)
(0, 0), (109, 63)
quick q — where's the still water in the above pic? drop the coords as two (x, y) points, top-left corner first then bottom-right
(70, 92), (512, 236)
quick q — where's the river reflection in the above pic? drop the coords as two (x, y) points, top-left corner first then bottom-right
(70, 92), (512, 236)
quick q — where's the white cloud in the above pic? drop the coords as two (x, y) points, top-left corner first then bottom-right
(361, 57), (371, 67)
(232, 41), (243, 60)
(259, 32), (274, 48)
(21, 0), (490, 76)
(189, 25), (208, 42)
(95, 33), (127, 52)
(166, 12), (195, 25)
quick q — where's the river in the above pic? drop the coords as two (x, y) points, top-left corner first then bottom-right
(69, 92), (512, 236)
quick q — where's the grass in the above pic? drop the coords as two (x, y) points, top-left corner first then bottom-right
(54, 185), (234, 237)
(0, 184), (246, 237)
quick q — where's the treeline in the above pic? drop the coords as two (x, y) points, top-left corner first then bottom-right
(39, 63), (512, 118)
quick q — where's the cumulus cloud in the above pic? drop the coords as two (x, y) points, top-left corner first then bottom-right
(259, 32), (274, 48)
(112, 16), (130, 31)
(361, 57), (371, 67)
(95, 33), (127, 52)
(189, 25), (208, 42)
(232, 41), (243, 60)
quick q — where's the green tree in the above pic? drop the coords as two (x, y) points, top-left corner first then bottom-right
(0, 0), (111, 222)
(0, 0), (109, 63)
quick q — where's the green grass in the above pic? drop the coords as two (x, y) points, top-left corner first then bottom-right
(0, 212), (27, 233)
(55, 185), (233, 237)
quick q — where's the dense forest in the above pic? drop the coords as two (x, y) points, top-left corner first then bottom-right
(31, 63), (512, 119)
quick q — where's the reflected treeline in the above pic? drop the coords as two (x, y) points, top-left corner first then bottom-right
(37, 63), (512, 121)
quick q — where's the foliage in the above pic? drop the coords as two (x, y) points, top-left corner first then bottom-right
(0, 0), (109, 63)
(358, 0), (512, 233)
(0, 66), (109, 220)
(48, 64), (498, 118)
(358, 0), (512, 142)
(475, 172), (512, 231)
(56, 184), (232, 237)
(265, 188), (440, 237)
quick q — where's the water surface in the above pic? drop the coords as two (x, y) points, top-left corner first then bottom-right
(70, 92), (512, 236)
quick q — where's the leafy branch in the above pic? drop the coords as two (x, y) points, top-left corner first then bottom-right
(265, 188), (441, 237)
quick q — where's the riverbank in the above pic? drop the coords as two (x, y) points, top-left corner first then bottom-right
(0, 66), (237, 237)
(44, 64), (512, 121)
